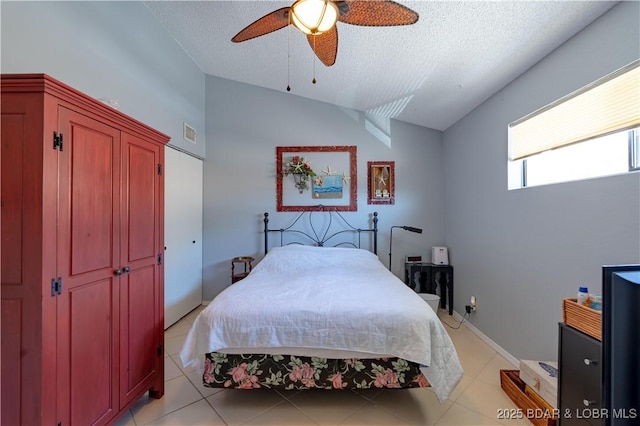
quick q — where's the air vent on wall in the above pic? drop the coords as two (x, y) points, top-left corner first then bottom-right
(183, 122), (197, 144)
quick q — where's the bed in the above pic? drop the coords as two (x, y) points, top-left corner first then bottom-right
(180, 210), (463, 401)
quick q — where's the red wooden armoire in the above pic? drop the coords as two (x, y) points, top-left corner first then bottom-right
(1, 74), (168, 426)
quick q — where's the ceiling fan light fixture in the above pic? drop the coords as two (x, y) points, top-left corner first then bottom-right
(291, 0), (339, 35)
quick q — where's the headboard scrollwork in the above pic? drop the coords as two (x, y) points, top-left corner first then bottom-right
(263, 206), (378, 255)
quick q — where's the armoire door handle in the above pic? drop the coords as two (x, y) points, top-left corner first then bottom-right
(114, 268), (123, 276)
(123, 266), (131, 273)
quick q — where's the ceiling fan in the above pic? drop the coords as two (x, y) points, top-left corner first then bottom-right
(231, 0), (419, 67)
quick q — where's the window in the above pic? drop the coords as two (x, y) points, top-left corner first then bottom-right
(515, 129), (637, 188)
(508, 60), (640, 189)
(631, 128), (640, 172)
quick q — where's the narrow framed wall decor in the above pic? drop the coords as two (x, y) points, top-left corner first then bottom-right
(367, 161), (395, 205)
(277, 146), (357, 212)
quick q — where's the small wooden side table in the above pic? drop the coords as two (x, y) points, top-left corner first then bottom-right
(231, 256), (254, 283)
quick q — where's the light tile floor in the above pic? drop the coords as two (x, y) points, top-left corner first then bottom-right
(116, 306), (527, 426)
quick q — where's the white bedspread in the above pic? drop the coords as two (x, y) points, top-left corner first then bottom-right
(180, 245), (463, 401)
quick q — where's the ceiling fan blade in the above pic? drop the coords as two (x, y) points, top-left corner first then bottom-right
(338, 1), (419, 26)
(231, 7), (290, 43)
(307, 25), (338, 67)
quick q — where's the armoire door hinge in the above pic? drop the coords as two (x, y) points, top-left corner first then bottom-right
(157, 163), (162, 175)
(157, 254), (162, 265)
(157, 344), (163, 357)
(53, 132), (64, 151)
(50, 277), (62, 296)
(58, 422), (62, 426)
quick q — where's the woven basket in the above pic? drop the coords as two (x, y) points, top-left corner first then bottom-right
(562, 298), (602, 341)
(500, 370), (557, 426)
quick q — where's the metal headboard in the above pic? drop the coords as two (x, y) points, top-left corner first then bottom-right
(263, 207), (378, 255)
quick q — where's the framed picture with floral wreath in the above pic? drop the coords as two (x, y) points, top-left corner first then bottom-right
(276, 146), (357, 212)
(367, 161), (395, 205)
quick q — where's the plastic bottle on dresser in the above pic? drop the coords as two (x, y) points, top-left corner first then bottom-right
(577, 286), (590, 306)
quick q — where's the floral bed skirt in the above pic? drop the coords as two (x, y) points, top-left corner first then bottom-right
(203, 352), (430, 390)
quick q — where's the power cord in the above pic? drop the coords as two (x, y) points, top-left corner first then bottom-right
(440, 311), (469, 329)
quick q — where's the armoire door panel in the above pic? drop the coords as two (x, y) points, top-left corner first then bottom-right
(120, 265), (158, 403)
(0, 299), (22, 425)
(69, 126), (115, 274)
(119, 133), (163, 406)
(69, 122), (117, 276)
(66, 278), (117, 426)
(56, 106), (120, 426)
(0, 114), (25, 285)
(58, 106), (121, 285)
(125, 139), (158, 262)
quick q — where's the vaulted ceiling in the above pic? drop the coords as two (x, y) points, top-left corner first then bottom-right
(144, 1), (616, 131)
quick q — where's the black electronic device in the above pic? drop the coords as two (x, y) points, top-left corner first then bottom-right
(602, 264), (640, 425)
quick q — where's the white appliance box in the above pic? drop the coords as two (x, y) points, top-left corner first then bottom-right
(431, 246), (449, 265)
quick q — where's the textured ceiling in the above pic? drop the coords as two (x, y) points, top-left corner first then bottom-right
(143, 1), (616, 131)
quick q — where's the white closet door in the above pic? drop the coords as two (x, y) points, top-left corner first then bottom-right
(164, 147), (203, 328)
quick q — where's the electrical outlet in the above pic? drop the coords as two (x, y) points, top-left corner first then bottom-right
(470, 296), (477, 310)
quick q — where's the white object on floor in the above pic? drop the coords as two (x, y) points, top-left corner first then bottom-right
(418, 293), (441, 312)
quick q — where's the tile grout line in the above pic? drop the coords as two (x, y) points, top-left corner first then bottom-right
(260, 399), (320, 426)
(142, 399), (214, 426)
(235, 399), (289, 426)
(203, 396), (230, 426)
(285, 391), (369, 425)
(132, 374), (205, 425)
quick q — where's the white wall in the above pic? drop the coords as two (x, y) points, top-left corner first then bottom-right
(203, 76), (445, 301)
(442, 1), (640, 361)
(1, 1), (206, 158)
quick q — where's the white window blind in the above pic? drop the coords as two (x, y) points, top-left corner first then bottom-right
(509, 60), (640, 161)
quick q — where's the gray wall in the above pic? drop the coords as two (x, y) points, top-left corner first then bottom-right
(1, 1), (206, 158)
(203, 76), (445, 301)
(442, 1), (640, 361)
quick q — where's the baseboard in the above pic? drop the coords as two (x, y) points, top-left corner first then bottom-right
(451, 310), (519, 368)
(202, 301), (211, 305)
